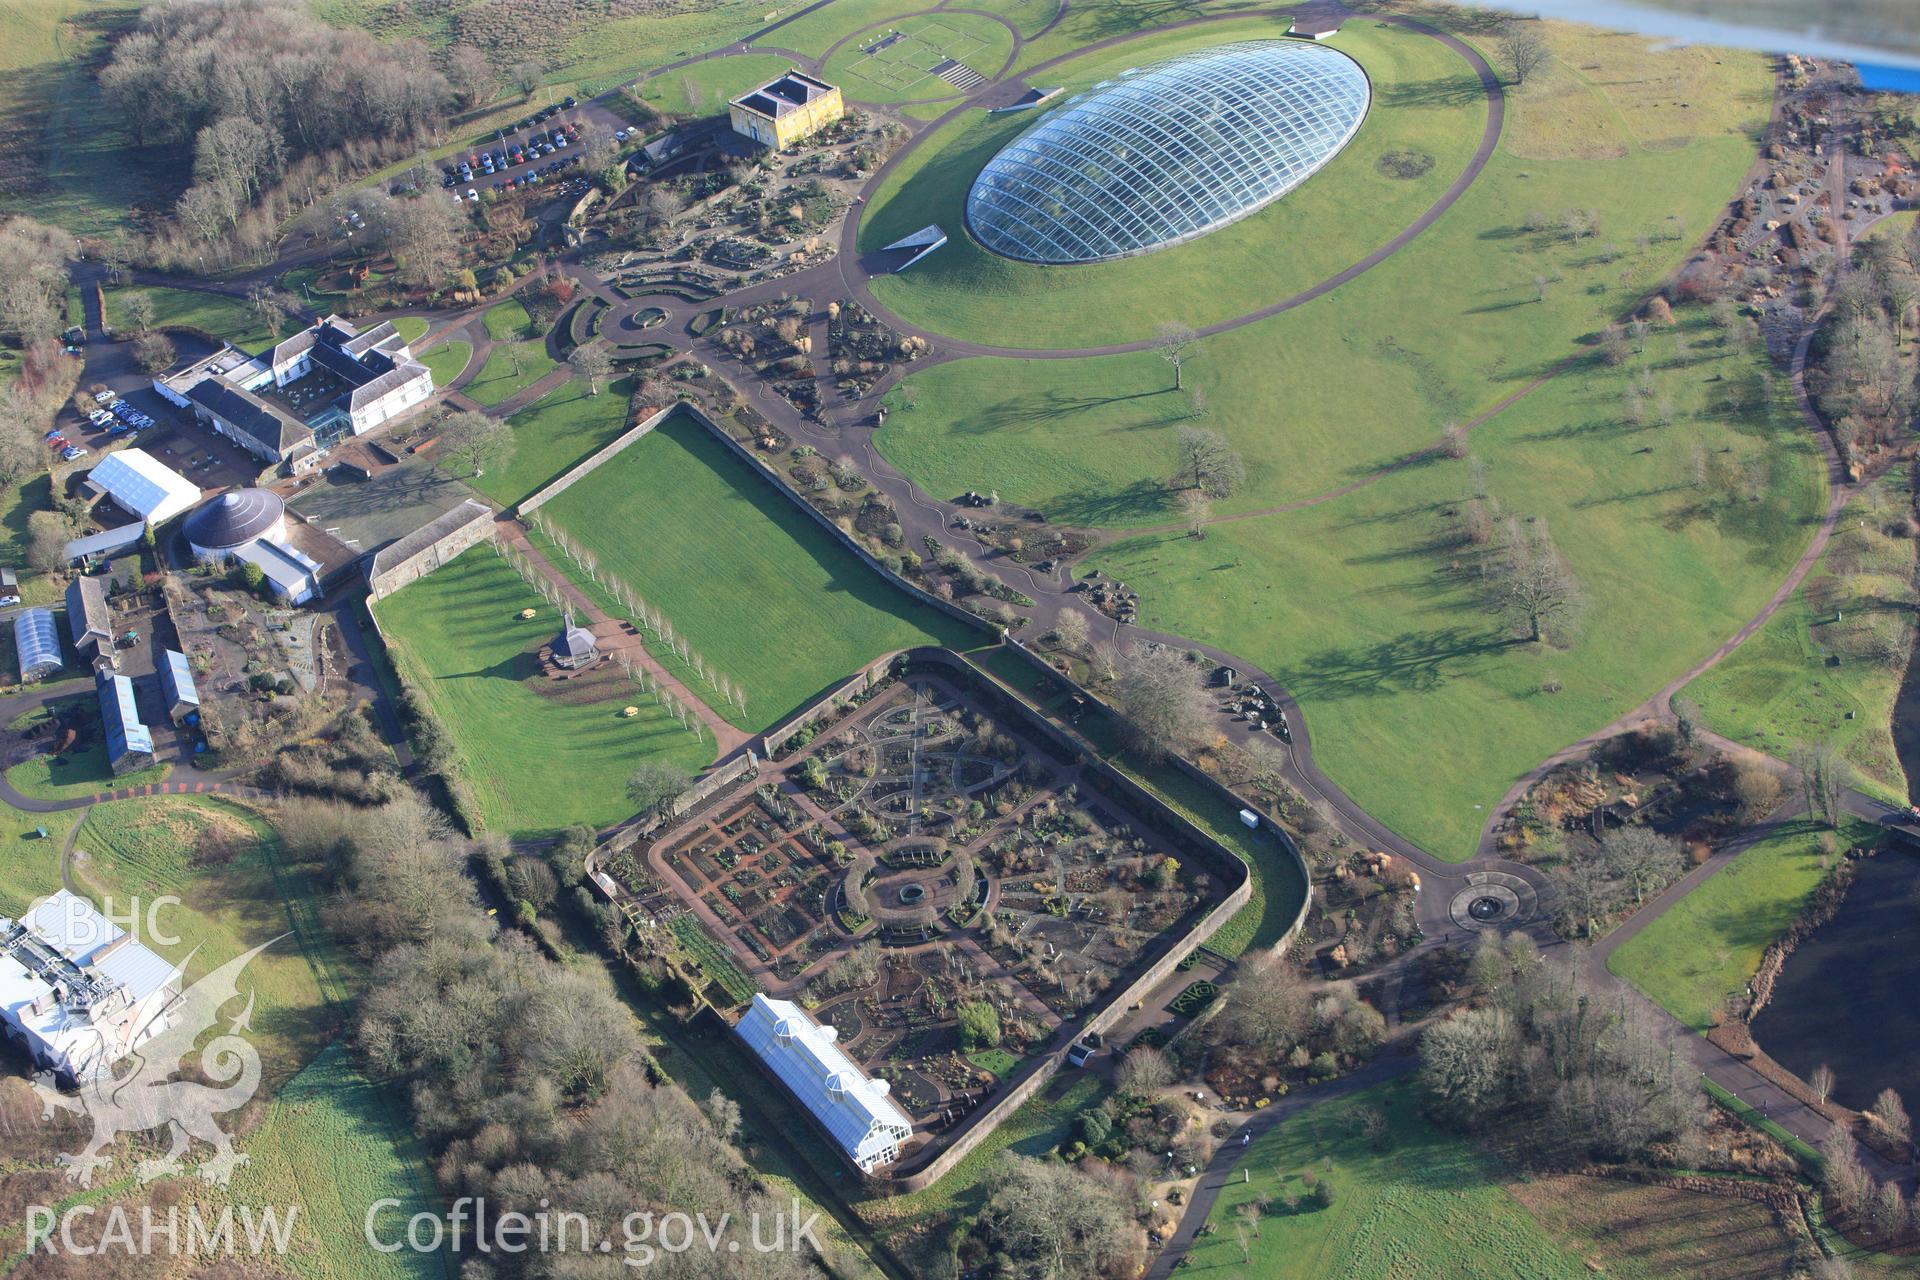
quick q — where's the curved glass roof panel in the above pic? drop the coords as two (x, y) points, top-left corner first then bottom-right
(966, 40), (1371, 265)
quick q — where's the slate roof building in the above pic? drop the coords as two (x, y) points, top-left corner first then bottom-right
(729, 70), (844, 149)
(155, 315), (433, 472)
(97, 671), (154, 775)
(550, 609), (598, 671)
(159, 649), (199, 725)
(183, 489), (287, 559)
(735, 994), (913, 1173)
(13, 608), (61, 682)
(65, 575), (111, 659)
(0, 889), (179, 1082)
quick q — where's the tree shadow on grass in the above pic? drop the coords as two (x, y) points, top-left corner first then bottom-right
(1043, 479), (1174, 528)
(960, 387), (1169, 433)
(1283, 627), (1510, 701)
(1375, 77), (1489, 111)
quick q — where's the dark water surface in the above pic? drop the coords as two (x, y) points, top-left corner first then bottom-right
(1749, 848), (1920, 1111)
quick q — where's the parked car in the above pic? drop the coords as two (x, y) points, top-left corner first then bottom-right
(0, 594), (19, 607)
(60, 446), (88, 461)
(614, 129), (630, 143)
(563, 95), (576, 108)
(93, 390), (114, 405)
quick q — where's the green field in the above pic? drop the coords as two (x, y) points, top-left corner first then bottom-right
(461, 339), (558, 407)
(391, 315), (430, 344)
(860, 18), (1482, 348)
(234, 1042), (446, 1280)
(106, 285), (278, 351)
(0, 1), (164, 237)
(419, 337), (472, 387)
(1608, 818), (1876, 1031)
(1188, 1085), (1599, 1277)
(630, 54), (795, 117)
(376, 541), (713, 834)
(482, 297), (540, 342)
(876, 46), (1769, 516)
(1088, 320), (1823, 859)
(0, 808), (82, 914)
(471, 375), (634, 507)
(824, 13), (1014, 104)
(66, 795), (439, 1280)
(540, 409), (981, 728)
(4, 688), (172, 800)
(71, 798), (351, 1070)
(768, 0), (938, 58)
(1681, 474), (1913, 802)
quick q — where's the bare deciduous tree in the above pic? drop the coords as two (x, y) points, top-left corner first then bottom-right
(1112, 642), (1209, 763)
(440, 409), (514, 479)
(1498, 21), (1551, 85)
(1174, 425), (1246, 499)
(1154, 321), (1197, 391)
(571, 342), (613, 395)
(1493, 517), (1581, 644)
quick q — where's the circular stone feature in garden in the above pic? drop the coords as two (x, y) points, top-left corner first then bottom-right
(899, 883), (927, 905)
(1446, 872), (1537, 932)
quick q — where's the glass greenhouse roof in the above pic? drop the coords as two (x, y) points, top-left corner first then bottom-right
(966, 40), (1370, 264)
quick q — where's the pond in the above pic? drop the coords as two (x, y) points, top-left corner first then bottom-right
(1749, 848), (1920, 1111)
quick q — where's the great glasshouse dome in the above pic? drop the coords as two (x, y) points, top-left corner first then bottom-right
(965, 40), (1370, 265)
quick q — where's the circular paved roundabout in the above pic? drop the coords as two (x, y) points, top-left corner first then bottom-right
(1446, 871), (1538, 932)
(842, 10), (1503, 355)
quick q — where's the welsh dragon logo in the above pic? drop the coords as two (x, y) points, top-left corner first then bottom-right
(30, 937), (281, 1188)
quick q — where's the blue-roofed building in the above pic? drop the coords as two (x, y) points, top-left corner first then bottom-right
(96, 671), (154, 775)
(735, 993), (913, 1172)
(13, 608), (62, 682)
(160, 649), (199, 725)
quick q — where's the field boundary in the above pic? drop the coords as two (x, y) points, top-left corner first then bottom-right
(682, 404), (992, 638)
(517, 401), (669, 516)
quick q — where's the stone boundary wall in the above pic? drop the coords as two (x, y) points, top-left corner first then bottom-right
(587, 750), (760, 875)
(995, 636), (1314, 953)
(365, 499), (497, 601)
(518, 403), (672, 516)
(678, 404), (992, 638)
(759, 653), (895, 759)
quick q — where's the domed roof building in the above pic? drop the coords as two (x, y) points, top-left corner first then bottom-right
(965, 40), (1370, 264)
(551, 609), (599, 671)
(183, 488), (287, 559)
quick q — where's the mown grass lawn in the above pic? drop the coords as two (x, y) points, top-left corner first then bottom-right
(482, 297), (540, 343)
(0, 809), (82, 915)
(1608, 818), (1878, 1031)
(107, 285), (277, 351)
(419, 338), (472, 388)
(1088, 322), (1824, 860)
(376, 541), (713, 835)
(390, 315), (430, 344)
(540, 410), (981, 729)
(1682, 474), (1914, 802)
(823, 12), (1014, 104)
(861, 18), (1481, 350)
(630, 53), (794, 116)
(768, 0), (938, 57)
(4, 689), (172, 801)
(461, 340), (558, 408)
(469, 376), (634, 508)
(1188, 1085), (1597, 1279)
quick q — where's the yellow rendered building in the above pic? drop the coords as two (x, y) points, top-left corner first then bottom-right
(728, 70), (844, 149)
